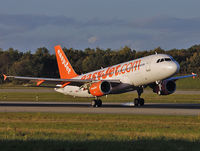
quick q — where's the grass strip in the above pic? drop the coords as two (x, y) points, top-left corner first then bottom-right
(0, 113), (200, 150)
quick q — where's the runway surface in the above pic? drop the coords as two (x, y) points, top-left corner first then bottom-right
(0, 101), (200, 116)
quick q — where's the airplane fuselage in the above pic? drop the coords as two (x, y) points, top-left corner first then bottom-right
(55, 54), (180, 97)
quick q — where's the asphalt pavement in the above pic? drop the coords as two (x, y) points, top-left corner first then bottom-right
(0, 101), (200, 116)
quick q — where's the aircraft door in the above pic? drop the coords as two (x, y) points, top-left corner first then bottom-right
(146, 59), (151, 72)
(144, 59), (151, 82)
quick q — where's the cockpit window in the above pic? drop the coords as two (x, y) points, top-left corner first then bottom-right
(156, 58), (172, 63)
(160, 58), (164, 62)
(156, 59), (160, 63)
(165, 58), (171, 61)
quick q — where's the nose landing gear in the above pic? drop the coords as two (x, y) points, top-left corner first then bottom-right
(134, 88), (145, 107)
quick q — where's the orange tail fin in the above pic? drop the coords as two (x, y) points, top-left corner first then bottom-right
(54, 45), (78, 79)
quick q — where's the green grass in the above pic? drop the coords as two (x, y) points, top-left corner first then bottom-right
(176, 77), (200, 90)
(0, 113), (200, 151)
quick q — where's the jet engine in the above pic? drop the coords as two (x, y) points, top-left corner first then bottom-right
(153, 80), (176, 95)
(89, 81), (111, 97)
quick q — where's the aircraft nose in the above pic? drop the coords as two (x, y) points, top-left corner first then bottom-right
(166, 62), (180, 75)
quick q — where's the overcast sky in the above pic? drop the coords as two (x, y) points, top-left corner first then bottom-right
(1, 0), (200, 52)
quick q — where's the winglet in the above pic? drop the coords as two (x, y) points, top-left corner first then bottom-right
(192, 72), (197, 79)
(3, 74), (7, 81)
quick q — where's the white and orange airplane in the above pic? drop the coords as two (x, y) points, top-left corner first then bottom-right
(3, 45), (197, 107)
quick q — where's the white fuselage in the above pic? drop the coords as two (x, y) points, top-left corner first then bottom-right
(55, 54), (180, 97)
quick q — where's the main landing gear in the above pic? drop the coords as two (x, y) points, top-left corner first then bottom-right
(91, 99), (102, 107)
(134, 88), (145, 107)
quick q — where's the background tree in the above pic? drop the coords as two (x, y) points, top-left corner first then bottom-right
(0, 44), (200, 84)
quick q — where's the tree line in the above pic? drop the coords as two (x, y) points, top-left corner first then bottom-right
(0, 45), (199, 83)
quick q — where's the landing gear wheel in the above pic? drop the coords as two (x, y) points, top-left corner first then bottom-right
(134, 98), (139, 106)
(91, 100), (97, 107)
(91, 99), (102, 107)
(134, 98), (145, 107)
(139, 98), (144, 106)
(133, 87), (145, 107)
(97, 99), (102, 107)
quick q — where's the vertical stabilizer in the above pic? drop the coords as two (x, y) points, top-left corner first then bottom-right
(54, 45), (78, 79)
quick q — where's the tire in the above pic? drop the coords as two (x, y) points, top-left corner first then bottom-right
(97, 99), (102, 107)
(91, 100), (97, 107)
(139, 98), (145, 106)
(134, 98), (139, 107)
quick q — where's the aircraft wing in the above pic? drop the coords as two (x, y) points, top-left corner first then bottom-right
(3, 75), (121, 87)
(167, 73), (197, 81)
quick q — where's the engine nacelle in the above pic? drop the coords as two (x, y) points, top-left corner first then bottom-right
(89, 81), (111, 97)
(153, 80), (176, 95)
